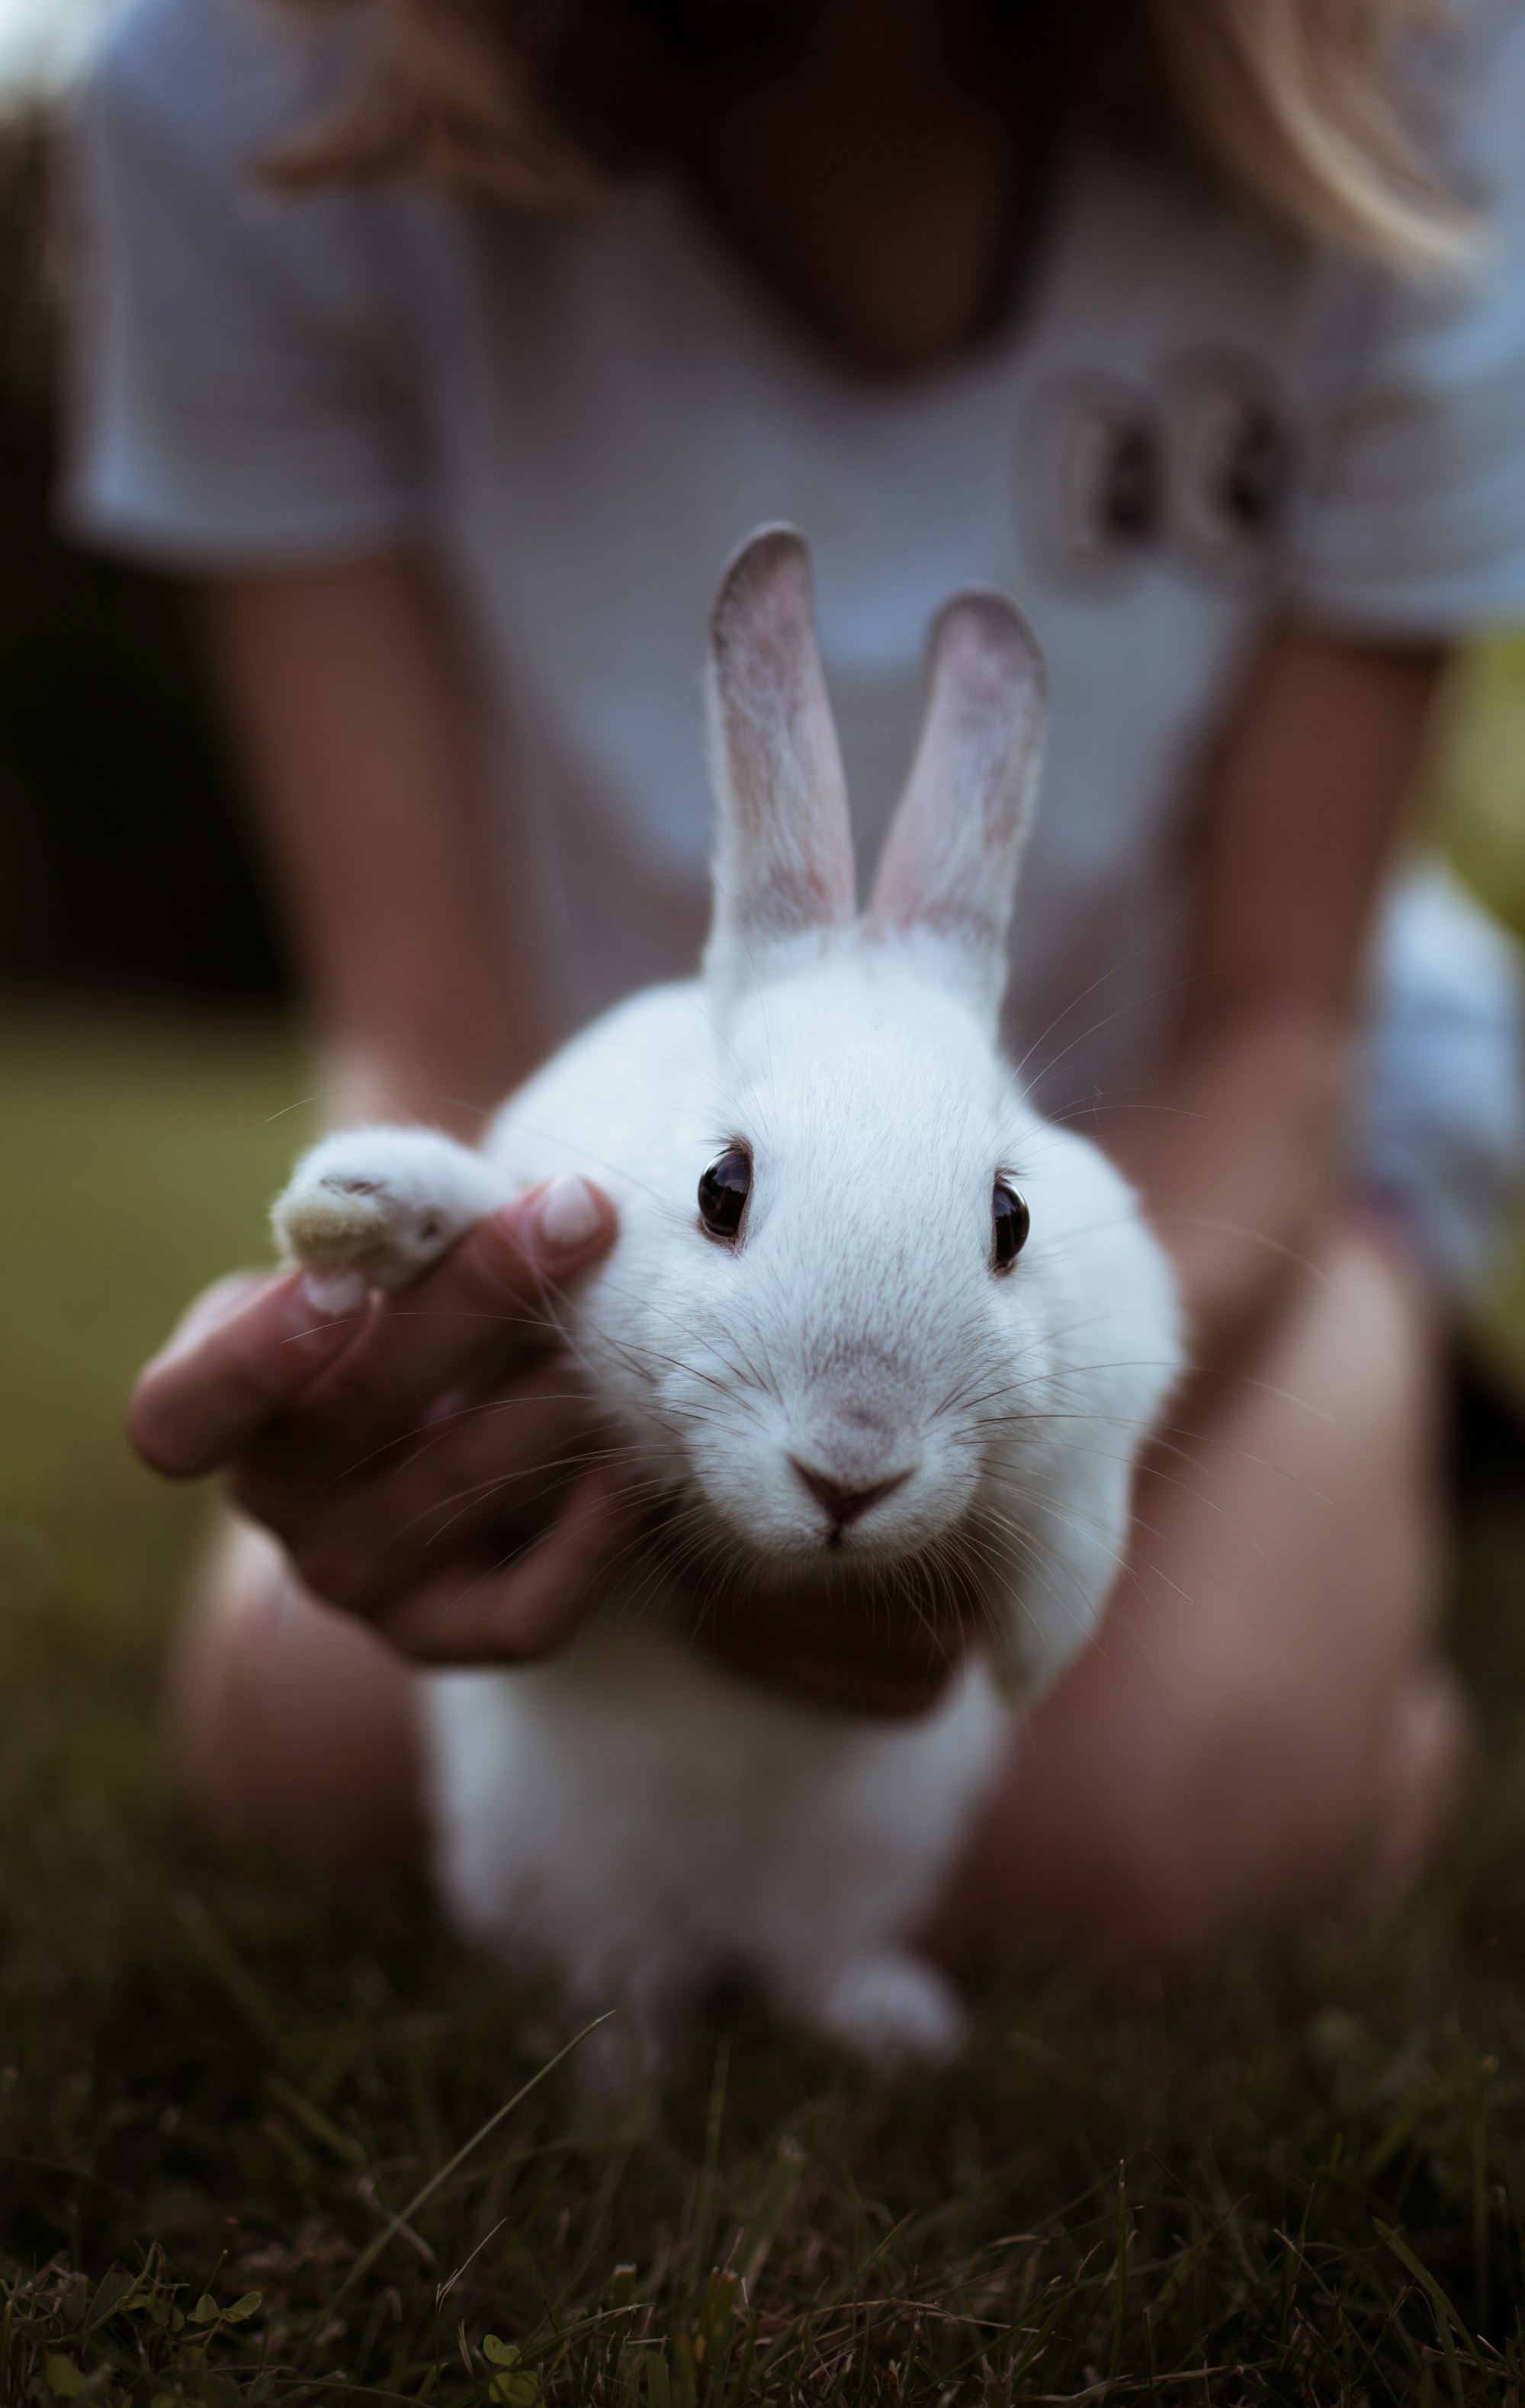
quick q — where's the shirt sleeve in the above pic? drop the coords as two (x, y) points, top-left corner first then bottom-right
(63, 0), (429, 567)
(1289, 0), (1525, 636)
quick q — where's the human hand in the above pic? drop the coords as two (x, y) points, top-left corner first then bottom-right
(695, 1568), (979, 1719)
(132, 1166), (974, 1708)
(129, 1177), (634, 1664)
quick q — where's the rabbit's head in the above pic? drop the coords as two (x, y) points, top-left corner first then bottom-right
(589, 529), (1180, 1690)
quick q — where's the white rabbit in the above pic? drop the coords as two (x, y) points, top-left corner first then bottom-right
(271, 528), (1183, 2065)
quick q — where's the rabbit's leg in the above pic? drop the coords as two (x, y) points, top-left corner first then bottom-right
(562, 1943), (713, 2093)
(272, 1127), (514, 1313)
(805, 1950), (965, 2064)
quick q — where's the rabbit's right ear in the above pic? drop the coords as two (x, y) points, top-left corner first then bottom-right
(704, 526), (856, 995)
(868, 591), (1047, 1018)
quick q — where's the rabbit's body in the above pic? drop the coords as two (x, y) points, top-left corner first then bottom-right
(274, 532), (1182, 2060)
(430, 1614), (1004, 2060)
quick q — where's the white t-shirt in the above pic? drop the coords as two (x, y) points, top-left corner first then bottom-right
(65, 0), (1525, 1284)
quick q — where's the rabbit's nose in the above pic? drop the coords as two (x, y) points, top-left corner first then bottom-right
(790, 1461), (912, 1530)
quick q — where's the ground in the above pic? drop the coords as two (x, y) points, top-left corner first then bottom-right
(2, 1001), (1525, 2408)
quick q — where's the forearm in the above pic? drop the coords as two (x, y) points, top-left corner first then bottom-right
(205, 557), (548, 1133)
(1113, 624), (1448, 1371)
(1110, 1001), (1350, 1370)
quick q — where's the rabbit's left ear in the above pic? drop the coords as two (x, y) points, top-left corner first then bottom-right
(868, 591), (1046, 1016)
(704, 526), (856, 994)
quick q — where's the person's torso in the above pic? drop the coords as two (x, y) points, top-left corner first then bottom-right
(386, 146), (1347, 1113)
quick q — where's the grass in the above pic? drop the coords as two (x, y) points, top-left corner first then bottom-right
(3, 1001), (1525, 2408)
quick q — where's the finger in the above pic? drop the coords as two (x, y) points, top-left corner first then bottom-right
(701, 1625), (961, 1718)
(129, 1269), (368, 1479)
(375, 1463), (640, 1664)
(164, 1268), (276, 1353)
(696, 1581), (974, 1718)
(238, 1362), (596, 1612)
(290, 1176), (615, 1455)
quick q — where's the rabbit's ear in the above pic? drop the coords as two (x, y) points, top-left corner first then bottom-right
(705, 526), (856, 989)
(868, 592), (1046, 1013)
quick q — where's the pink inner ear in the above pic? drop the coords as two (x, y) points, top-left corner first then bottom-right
(868, 590), (1045, 965)
(707, 527), (856, 953)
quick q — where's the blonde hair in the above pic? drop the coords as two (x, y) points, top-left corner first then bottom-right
(1151, 0), (1472, 270)
(272, 0), (1474, 272)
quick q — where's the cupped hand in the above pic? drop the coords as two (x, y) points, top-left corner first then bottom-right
(133, 1175), (974, 1712)
(696, 1568), (980, 1719)
(129, 1177), (637, 1665)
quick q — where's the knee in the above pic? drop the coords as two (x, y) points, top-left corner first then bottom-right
(1077, 1691), (1305, 1959)
(1090, 1651), (1434, 1961)
(1072, 1823), (1228, 1966)
(1053, 1738), (1305, 1966)
(169, 1519), (425, 1873)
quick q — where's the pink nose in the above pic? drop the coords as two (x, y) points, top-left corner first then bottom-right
(791, 1461), (912, 1529)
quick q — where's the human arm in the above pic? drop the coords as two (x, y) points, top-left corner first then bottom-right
(204, 554), (551, 1130)
(1107, 621), (1447, 1372)
(130, 554), (629, 1661)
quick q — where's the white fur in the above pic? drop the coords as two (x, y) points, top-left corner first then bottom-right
(271, 531), (1183, 2063)
(273, 1125), (512, 1313)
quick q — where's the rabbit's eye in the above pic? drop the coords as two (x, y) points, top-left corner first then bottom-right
(698, 1146), (752, 1243)
(991, 1181), (1029, 1274)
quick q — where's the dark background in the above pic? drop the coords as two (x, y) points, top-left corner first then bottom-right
(0, 124), (283, 997)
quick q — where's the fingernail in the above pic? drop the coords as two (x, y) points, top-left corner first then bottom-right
(536, 1175), (602, 1253)
(294, 1270), (368, 1323)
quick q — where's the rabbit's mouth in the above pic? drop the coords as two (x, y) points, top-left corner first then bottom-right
(647, 1505), (1009, 1687)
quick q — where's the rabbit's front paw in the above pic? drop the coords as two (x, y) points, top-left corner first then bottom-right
(272, 1127), (511, 1312)
(811, 1952), (965, 2064)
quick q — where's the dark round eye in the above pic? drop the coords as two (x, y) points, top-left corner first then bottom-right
(991, 1181), (1029, 1274)
(698, 1146), (752, 1243)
